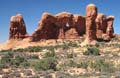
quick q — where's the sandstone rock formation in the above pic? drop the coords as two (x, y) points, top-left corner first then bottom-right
(73, 15), (85, 36)
(55, 12), (74, 39)
(106, 16), (114, 38)
(9, 14), (28, 40)
(31, 12), (57, 41)
(96, 13), (107, 39)
(55, 12), (85, 39)
(85, 4), (97, 43)
(31, 12), (85, 41)
(8, 4), (115, 43)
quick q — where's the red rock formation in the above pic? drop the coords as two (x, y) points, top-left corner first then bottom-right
(31, 12), (58, 41)
(31, 12), (86, 41)
(96, 13), (107, 38)
(8, 4), (114, 42)
(73, 15), (86, 36)
(9, 14), (28, 40)
(106, 16), (114, 38)
(55, 12), (74, 39)
(85, 4), (97, 43)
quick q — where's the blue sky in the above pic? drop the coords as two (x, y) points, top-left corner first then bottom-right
(0, 0), (119, 43)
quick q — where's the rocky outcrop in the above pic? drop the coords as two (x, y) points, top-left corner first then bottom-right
(73, 15), (86, 36)
(31, 12), (86, 41)
(96, 13), (107, 39)
(31, 12), (57, 41)
(85, 4), (97, 43)
(9, 14), (28, 40)
(55, 12), (74, 39)
(106, 16), (114, 38)
(8, 4), (115, 42)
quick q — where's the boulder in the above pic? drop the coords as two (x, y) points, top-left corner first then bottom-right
(85, 4), (97, 43)
(9, 14), (28, 40)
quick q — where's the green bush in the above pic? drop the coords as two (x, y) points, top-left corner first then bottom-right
(29, 55), (39, 59)
(67, 53), (74, 58)
(33, 57), (57, 71)
(67, 60), (77, 67)
(21, 62), (30, 68)
(27, 46), (43, 52)
(68, 42), (78, 47)
(77, 61), (88, 69)
(90, 60), (114, 72)
(0, 61), (6, 69)
(83, 46), (100, 55)
(13, 46), (43, 52)
(44, 48), (55, 58)
(14, 48), (25, 52)
(76, 60), (114, 73)
(1, 52), (13, 64)
(11, 55), (26, 66)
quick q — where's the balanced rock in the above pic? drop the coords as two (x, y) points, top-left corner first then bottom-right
(9, 14), (28, 40)
(106, 16), (114, 38)
(85, 4), (97, 43)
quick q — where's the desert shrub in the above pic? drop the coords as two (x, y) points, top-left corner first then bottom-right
(90, 60), (114, 72)
(44, 48), (55, 58)
(83, 46), (100, 55)
(0, 49), (13, 52)
(0, 61), (6, 69)
(11, 55), (26, 66)
(27, 46), (43, 52)
(62, 42), (70, 49)
(67, 52), (74, 58)
(33, 57), (57, 71)
(76, 60), (114, 72)
(14, 48), (25, 52)
(20, 62), (30, 68)
(68, 42), (79, 47)
(14, 46), (43, 52)
(77, 61), (88, 69)
(29, 55), (39, 59)
(1, 52), (13, 64)
(67, 60), (77, 67)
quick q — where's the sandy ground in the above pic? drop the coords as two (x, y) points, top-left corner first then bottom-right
(0, 38), (82, 50)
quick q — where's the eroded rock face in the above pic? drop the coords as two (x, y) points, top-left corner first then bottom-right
(9, 14), (28, 40)
(73, 15), (86, 36)
(55, 12), (74, 39)
(31, 12), (58, 41)
(96, 13), (107, 38)
(85, 4), (97, 43)
(106, 16), (114, 38)
(9, 4), (115, 42)
(31, 12), (86, 41)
